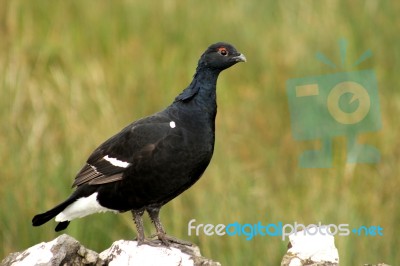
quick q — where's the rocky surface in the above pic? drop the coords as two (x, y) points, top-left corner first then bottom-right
(0, 234), (220, 266)
(1, 232), (392, 266)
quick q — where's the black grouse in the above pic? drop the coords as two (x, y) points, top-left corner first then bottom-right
(32, 42), (246, 246)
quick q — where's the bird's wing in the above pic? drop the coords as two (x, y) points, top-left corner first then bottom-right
(72, 115), (181, 188)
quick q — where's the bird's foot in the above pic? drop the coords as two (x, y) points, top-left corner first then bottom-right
(149, 233), (193, 246)
(135, 237), (165, 247)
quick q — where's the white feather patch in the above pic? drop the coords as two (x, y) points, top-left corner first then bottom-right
(169, 121), (176, 128)
(55, 193), (117, 222)
(103, 155), (131, 168)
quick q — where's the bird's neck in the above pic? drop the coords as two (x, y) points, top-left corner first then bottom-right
(175, 67), (220, 107)
(192, 68), (220, 102)
(169, 67), (220, 131)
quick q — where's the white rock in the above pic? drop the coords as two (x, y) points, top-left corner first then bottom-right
(282, 226), (339, 265)
(99, 240), (195, 266)
(11, 239), (54, 265)
(3, 234), (97, 266)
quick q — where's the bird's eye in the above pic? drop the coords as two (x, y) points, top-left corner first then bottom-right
(217, 47), (228, 56)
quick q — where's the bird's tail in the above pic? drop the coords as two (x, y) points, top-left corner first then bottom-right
(32, 197), (76, 230)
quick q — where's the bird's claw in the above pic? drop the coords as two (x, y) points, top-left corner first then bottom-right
(149, 233), (193, 246)
(136, 238), (166, 247)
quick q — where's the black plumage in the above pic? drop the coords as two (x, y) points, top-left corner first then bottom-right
(32, 42), (246, 245)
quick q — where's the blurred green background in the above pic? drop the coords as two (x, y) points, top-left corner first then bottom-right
(1, 0), (399, 265)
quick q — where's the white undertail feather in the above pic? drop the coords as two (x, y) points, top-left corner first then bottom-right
(55, 192), (117, 222)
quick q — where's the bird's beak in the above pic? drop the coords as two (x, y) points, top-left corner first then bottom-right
(233, 53), (247, 62)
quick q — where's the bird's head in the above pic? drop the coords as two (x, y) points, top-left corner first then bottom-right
(198, 42), (246, 71)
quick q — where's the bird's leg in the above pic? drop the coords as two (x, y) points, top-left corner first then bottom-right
(132, 208), (165, 247)
(146, 206), (168, 246)
(147, 207), (192, 246)
(131, 209), (145, 243)
(131, 209), (147, 245)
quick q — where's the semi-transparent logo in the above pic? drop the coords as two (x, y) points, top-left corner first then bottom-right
(286, 39), (381, 168)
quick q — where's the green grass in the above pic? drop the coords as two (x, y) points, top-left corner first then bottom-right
(1, 0), (399, 265)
